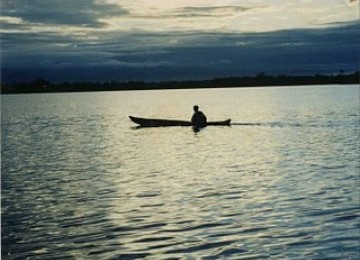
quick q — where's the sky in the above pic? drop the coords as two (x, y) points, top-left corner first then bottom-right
(0, 0), (359, 82)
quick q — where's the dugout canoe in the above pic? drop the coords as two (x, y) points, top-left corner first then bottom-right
(129, 116), (231, 127)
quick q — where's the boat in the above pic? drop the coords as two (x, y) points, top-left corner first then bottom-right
(129, 116), (231, 127)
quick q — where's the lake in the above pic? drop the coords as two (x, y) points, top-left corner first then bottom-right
(1, 85), (359, 259)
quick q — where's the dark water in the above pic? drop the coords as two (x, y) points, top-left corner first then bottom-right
(2, 85), (359, 259)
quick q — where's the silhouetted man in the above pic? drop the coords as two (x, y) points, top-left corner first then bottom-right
(191, 105), (207, 128)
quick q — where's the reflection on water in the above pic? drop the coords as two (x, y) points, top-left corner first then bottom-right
(2, 85), (359, 259)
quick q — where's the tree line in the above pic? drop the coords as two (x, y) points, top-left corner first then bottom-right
(1, 71), (359, 94)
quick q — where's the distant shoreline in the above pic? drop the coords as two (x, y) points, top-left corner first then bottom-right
(1, 71), (359, 94)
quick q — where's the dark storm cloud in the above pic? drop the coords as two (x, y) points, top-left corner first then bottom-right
(0, 31), (75, 46)
(110, 22), (358, 66)
(1, 0), (128, 27)
(1, 22), (359, 82)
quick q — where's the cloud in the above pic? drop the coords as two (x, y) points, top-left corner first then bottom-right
(1, 0), (358, 83)
(1, 0), (128, 27)
(130, 6), (254, 19)
(209, 59), (232, 65)
(346, 0), (359, 6)
(111, 60), (174, 68)
(1, 0), (358, 36)
(2, 22), (358, 82)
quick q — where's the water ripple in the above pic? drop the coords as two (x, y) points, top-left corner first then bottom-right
(2, 86), (359, 259)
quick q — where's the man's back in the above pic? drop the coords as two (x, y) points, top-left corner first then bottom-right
(191, 110), (207, 127)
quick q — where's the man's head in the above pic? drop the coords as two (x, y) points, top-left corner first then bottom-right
(193, 105), (199, 112)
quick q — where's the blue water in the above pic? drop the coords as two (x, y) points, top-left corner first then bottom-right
(1, 85), (359, 259)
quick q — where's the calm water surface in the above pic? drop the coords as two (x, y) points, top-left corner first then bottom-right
(2, 85), (359, 259)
